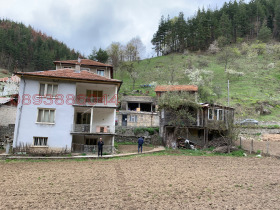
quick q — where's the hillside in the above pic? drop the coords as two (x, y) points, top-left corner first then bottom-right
(115, 41), (280, 121)
(0, 19), (81, 73)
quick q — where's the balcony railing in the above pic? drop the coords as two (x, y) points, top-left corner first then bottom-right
(71, 124), (114, 134)
(72, 144), (113, 154)
(72, 124), (90, 133)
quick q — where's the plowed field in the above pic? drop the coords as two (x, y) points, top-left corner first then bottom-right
(0, 155), (279, 209)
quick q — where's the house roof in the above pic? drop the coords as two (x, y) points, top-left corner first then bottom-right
(53, 59), (112, 67)
(0, 75), (20, 83)
(15, 69), (122, 84)
(0, 97), (13, 105)
(155, 85), (198, 92)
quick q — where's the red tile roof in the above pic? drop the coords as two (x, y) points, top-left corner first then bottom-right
(53, 59), (112, 67)
(155, 85), (198, 92)
(0, 75), (20, 83)
(15, 69), (122, 84)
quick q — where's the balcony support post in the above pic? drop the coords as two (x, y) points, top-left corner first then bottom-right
(90, 107), (94, 133)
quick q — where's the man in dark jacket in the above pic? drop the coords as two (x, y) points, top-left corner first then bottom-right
(98, 137), (104, 157)
(138, 136), (144, 153)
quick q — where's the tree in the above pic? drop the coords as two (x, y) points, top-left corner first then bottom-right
(107, 42), (124, 68)
(258, 22), (272, 42)
(120, 62), (138, 90)
(88, 47), (109, 63)
(125, 37), (145, 61)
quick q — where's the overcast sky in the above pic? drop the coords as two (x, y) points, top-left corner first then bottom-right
(1, 0), (232, 58)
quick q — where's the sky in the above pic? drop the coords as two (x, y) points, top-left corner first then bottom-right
(0, 0), (230, 58)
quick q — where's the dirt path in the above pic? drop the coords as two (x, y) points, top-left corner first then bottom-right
(0, 156), (279, 209)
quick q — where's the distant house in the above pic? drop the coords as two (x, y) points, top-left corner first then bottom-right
(13, 59), (122, 154)
(0, 96), (18, 126)
(155, 85), (198, 101)
(155, 85), (234, 148)
(117, 96), (159, 127)
(0, 75), (20, 97)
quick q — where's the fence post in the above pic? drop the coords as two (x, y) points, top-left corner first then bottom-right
(250, 140), (253, 154)
(240, 137), (242, 148)
(266, 141), (269, 155)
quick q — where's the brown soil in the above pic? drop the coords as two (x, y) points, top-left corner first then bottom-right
(0, 156), (279, 209)
(117, 144), (154, 153)
(262, 134), (280, 142)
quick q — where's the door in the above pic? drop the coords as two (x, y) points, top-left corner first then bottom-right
(122, 114), (127, 126)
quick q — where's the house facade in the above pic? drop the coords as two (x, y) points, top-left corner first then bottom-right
(117, 96), (159, 127)
(13, 59), (122, 154)
(155, 85), (234, 148)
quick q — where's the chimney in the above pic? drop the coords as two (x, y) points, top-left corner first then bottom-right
(75, 64), (80, 73)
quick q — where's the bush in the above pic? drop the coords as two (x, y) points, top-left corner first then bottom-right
(134, 127), (159, 135)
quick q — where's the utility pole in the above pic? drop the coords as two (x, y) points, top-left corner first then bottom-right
(227, 80), (230, 107)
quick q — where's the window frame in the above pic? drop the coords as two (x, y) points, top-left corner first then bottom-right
(33, 137), (48, 147)
(86, 90), (103, 103)
(97, 69), (105, 76)
(36, 108), (56, 124)
(130, 115), (138, 123)
(39, 83), (58, 98)
(208, 108), (213, 120)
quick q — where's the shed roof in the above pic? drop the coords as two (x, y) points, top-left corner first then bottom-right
(155, 85), (198, 92)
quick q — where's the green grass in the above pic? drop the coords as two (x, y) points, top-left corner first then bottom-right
(0, 148), (247, 163)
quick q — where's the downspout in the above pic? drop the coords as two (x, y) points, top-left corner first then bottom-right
(14, 76), (26, 147)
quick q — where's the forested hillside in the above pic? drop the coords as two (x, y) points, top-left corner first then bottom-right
(152, 0), (280, 55)
(0, 19), (81, 73)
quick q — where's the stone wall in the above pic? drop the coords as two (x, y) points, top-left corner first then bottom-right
(0, 124), (15, 148)
(117, 112), (159, 127)
(0, 105), (17, 126)
(115, 126), (162, 146)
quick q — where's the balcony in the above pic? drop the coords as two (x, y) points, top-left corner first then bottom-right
(71, 124), (114, 134)
(73, 96), (117, 107)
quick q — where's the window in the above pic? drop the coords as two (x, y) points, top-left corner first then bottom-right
(85, 138), (97, 145)
(97, 70), (104, 76)
(33, 137), (48, 146)
(39, 83), (58, 97)
(208, 108), (213, 120)
(63, 66), (72, 69)
(37, 109), (55, 123)
(130, 115), (137, 122)
(86, 90), (103, 103)
(218, 109), (224, 121)
(76, 113), (91, 124)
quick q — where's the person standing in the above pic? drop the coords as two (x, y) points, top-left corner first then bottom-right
(138, 136), (144, 153)
(98, 137), (104, 157)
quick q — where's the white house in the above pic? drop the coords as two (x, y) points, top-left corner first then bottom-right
(13, 59), (122, 154)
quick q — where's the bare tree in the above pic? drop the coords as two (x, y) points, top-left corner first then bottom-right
(125, 36), (146, 61)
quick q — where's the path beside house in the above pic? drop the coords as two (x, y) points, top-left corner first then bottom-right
(1, 146), (165, 160)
